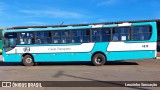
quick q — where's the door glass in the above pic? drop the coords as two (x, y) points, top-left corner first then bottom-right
(4, 32), (17, 52)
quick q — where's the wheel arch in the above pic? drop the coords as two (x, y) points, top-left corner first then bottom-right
(91, 51), (107, 60)
(22, 53), (34, 62)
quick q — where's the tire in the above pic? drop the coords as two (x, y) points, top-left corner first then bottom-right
(92, 53), (106, 66)
(22, 55), (34, 66)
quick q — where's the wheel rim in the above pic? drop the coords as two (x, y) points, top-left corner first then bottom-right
(95, 56), (103, 64)
(26, 57), (32, 63)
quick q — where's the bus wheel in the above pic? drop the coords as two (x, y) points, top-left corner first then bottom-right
(92, 53), (106, 66)
(22, 55), (34, 66)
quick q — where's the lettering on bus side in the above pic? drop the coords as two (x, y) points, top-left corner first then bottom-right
(142, 45), (149, 48)
(48, 47), (71, 51)
(23, 47), (30, 53)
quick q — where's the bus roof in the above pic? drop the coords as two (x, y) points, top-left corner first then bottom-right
(7, 19), (160, 30)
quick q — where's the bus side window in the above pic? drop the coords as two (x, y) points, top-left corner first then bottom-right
(92, 29), (101, 42)
(61, 30), (71, 43)
(112, 29), (119, 41)
(35, 31), (51, 44)
(82, 30), (90, 43)
(35, 32), (43, 44)
(35, 36), (41, 44)
(19, 32), (34, 44)
(132, 26), (151, 41)
(101, 28), (111, 42)
(71, 30), (81, 43)
(112, 27), (130, 41)
(52, 31), (61, 44)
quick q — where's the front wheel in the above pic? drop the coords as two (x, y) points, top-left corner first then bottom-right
(92, 53), (106, 66)
(22, 55), (34, 66)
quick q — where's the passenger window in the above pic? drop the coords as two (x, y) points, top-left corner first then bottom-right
(19, 32), (34, 44)
(61, 30), (71, 43)
(71, 29), (90, 43)
(52, 31), (61, 44)
(92, 29), (101, 42)
(52, 30), (71, 44)
(112, 27), (130, 41)
(132, 26), (151, 40)
(81, 30), (90, 43)
(71, 30), (81, 43)
(35, 31), (52, 44)
(101, 28), (111, 42)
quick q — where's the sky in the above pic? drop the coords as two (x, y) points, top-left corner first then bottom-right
(0, 0), (160, 27)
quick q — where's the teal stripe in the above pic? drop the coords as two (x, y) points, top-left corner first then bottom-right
(3, 26), (91, 33)
(107, 50), (156, 61)
(103, 24), (117, 28)
(16, 43), (83, 47)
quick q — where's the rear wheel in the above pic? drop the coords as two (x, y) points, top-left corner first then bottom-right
(22, 55), (34, 66)
(92, 53), (106, 66)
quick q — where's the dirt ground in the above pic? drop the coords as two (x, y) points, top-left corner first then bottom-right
(0, 55), (160, 90)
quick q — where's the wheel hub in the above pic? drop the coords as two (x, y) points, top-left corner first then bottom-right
(26, 58), (32, 63)
(95, 57), (102, 64)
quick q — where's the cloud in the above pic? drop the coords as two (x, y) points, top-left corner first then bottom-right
(97, 0), (118, 6)
(20, 9), (86, 19)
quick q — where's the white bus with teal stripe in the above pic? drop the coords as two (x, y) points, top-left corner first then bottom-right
(2, 22), (157, 66)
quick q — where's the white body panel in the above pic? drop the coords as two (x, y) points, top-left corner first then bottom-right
(118, 23), (132, 26)
(107, 42), (156, 51)
(92, 25), (103, 28)
(6, 43), (95, 54)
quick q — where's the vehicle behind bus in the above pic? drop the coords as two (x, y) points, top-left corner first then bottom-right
(0, 29), (2, 53)
(0, 40), (2, 53)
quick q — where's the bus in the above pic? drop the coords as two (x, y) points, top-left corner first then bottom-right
(2, 21), (157, 66)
